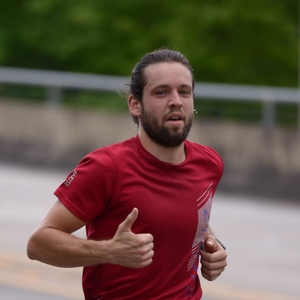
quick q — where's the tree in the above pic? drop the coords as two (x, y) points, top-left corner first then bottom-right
(0, 0), (298, 87)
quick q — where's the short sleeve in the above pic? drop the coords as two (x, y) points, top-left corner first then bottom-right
(54, 148), (119, 223)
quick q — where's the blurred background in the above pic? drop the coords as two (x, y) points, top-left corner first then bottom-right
(0, 1), (299, 299)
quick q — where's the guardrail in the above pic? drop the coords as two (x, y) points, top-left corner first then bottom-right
(1, 66), (300, 129)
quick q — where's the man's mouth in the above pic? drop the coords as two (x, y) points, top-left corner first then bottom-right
(166, 113), (184, 123)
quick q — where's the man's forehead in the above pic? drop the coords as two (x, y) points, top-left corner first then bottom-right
(144, 62), (193, 85)
(145, 62), (190, 73)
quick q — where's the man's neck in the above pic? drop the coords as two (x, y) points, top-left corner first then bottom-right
(138, 132), (186, 165)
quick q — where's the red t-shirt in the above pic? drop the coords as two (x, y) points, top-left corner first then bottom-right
(54, 136), (223, 300)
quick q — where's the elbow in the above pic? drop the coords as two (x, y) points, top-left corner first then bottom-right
(26, 234), (40, 261)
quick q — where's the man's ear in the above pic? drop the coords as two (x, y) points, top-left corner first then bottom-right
(128, 94), (142, 117)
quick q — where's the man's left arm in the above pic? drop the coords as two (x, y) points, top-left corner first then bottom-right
(200, 226), (228, 281)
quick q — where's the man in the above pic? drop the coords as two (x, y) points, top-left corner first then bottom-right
(27, 49), (227, 299)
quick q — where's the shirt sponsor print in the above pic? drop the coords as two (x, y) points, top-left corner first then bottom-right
(185, 183), (213, 297)
(64, 170), (77, 187)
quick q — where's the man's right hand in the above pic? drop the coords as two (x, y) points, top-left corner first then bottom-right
(107, 208), (154, 268)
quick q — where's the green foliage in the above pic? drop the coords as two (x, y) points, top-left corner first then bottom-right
(0, 1), (298, 127)
(0, 0), (298, 86)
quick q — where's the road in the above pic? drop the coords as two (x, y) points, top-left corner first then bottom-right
(1, 162), (299, 300)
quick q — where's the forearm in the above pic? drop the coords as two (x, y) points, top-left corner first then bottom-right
(27, 206), (154, 269)
(27, 227), (110, 268)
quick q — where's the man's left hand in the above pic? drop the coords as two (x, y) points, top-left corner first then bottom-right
(200, 235), (228, 281)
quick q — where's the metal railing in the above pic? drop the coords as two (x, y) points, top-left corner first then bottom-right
(1, 66), (300, 129)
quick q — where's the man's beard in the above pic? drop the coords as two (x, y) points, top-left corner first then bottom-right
(140, 107), (193, 148)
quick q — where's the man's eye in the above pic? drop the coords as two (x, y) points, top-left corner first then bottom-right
(180, 90), (189, 95)
(156, 90), (166, 95)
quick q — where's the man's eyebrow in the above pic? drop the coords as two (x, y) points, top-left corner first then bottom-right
(179, 84), (193, 89)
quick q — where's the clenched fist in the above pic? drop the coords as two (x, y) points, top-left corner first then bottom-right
(200, 236), (227, 281)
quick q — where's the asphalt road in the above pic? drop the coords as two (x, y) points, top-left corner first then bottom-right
(1, 162), (299, 300)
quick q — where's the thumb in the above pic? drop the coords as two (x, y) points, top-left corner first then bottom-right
(119, 208), (138, 232)
(203, 236), (218, 254)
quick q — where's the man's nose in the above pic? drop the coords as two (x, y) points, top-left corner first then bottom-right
(168, 91), (183, 107)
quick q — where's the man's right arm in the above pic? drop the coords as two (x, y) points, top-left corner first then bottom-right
(27, 200), (154, 269)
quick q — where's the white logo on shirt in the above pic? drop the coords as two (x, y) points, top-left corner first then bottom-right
(64, 170), (77, 187)
(187, 182), (213, 272)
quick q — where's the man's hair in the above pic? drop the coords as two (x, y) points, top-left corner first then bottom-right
(129, 48), (194, 124)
